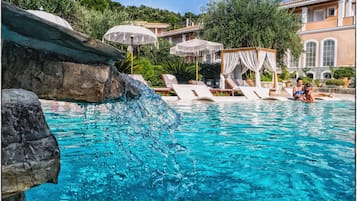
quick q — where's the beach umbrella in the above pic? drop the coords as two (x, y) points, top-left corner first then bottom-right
(170, 39), (223, 82)
(103, 25), (158, 74)
(27, 10), (73, 30)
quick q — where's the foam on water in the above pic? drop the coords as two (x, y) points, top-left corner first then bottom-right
(27, 74), (189, 201)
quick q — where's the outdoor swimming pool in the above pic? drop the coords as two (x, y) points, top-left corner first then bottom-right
(26, 99), (355, 200)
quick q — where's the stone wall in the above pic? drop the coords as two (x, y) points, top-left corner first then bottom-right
(2, 42), (136, 103)
(2, 89), (60, 200)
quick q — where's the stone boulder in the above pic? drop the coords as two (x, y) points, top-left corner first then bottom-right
(1, 89), (60, 199)
(1, 42), (142, 103)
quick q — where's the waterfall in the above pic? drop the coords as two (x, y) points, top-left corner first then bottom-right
(32, 74), (192, 201)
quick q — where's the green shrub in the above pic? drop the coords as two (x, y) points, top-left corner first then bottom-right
(333, 67), (355, 79)
(325, 79), (345, 86)
(261, 74), (273, 81)
(314, 79), (322, 87)
(300, 76), (312, 84)
(199, 63), (221, 80)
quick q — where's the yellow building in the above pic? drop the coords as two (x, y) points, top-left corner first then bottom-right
(131, 21), (170, 36)
(281, 0), (356, 79)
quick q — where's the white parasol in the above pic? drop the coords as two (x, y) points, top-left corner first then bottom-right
(103, 25), (158, 74)
(170, 39), (223, 82)
(27, 10), (73, 30)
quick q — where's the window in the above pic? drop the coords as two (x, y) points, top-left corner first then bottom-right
(323, 72), (332, 79)
(322, 40), (335, 66)
(307, 73), (314, 79)
(305, 42), (317, 67)
(289, 54), (299, 67)
(313, 9), (325, 22)
(327, 7), (335, 17)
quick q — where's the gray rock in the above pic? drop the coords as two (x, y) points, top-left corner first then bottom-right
(2, 192), (25, 201)
(1, 42), (140, 103)
(1, 89), (60, 199)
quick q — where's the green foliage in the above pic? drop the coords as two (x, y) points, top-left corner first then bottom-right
(278, 66), (296, 80)
(314, 79), (322, 87)
(125, 5), (186, 30)
(134, 57), (165, 86)
(333, 67), (355, 79)
(243, 70), (255, 80)
(115, 52), (140, 74)
(300, 76), (313, 84)
(199, 63), (221, 80)
(140, 39), (172, 65)
(261, 73), (272, 81)
(202, 0), (303, 64)
(81, 8), (129, 40)
(325, 79), (345, 86)
(4, 0), (84, 31)
(164, 57), (196, 83)
(79, 0), (110, 11)
(302, 67), (311, 76)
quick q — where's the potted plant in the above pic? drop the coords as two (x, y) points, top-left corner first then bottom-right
(333, 67), (355, 88)
(245, 70), (255, 86)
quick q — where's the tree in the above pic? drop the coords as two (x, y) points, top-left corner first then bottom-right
(4, 0), (84, 32)
(202, 0), (303, 65)
(81, 8), (129, 40)
(79, 0), (110, 11)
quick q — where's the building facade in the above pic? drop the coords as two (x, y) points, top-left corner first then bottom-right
(281, 0), (356, 80)
(132, 21), (170, 36)
(159, 22), (221, 63)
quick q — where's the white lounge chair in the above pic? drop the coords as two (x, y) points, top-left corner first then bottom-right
(172, 84), (215, 102)
(238, 87), (260, 100)
(253, 87), (288, 101)
(239, 87), (288, 101)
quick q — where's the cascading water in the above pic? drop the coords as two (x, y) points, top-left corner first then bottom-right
(27, 74), (193, 201)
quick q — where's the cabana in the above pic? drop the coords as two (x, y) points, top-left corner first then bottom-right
(220, 47), (278, 89)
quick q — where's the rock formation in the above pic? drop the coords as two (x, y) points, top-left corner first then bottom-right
(1, 2), (137, 103)
(1, 2), (140, 199)
(2, 89), (60, 200)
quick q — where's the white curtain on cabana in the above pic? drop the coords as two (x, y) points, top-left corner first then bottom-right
(220, 48), (278, 88)
(264, 52), (278, 89)
(237, 50), (266, 87)
(220, 52), (241, 88)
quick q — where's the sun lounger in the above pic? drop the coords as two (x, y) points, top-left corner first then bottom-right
(162, 74), (179, 88)
(239, 87), (288, 101)
(238, 87), (260, 100)
(172, 84), (215, 102)
(253, 87), (288, 101)
(129, 74), (171, 95)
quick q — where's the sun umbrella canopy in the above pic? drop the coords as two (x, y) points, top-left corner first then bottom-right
(172, 38), (223, 55)
(170, 39), (223, 82)
(103, 25), (157, 45)
(27, 10), (73, 30)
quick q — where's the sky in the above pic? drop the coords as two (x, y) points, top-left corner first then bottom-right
(113, 0), (210, 15)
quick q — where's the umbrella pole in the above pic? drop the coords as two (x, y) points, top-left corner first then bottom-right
(195, 55), (198, 83)
(130, 36), (134, 74)
(131, 51), (133, 74)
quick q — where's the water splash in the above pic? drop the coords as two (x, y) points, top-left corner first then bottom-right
(33, 74), (192, 200)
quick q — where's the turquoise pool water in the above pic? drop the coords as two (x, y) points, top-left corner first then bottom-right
(26, 100), (355, 200)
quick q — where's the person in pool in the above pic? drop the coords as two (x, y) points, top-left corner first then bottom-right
(301, 83), (315, 103)
(292, 78), (304, 100)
